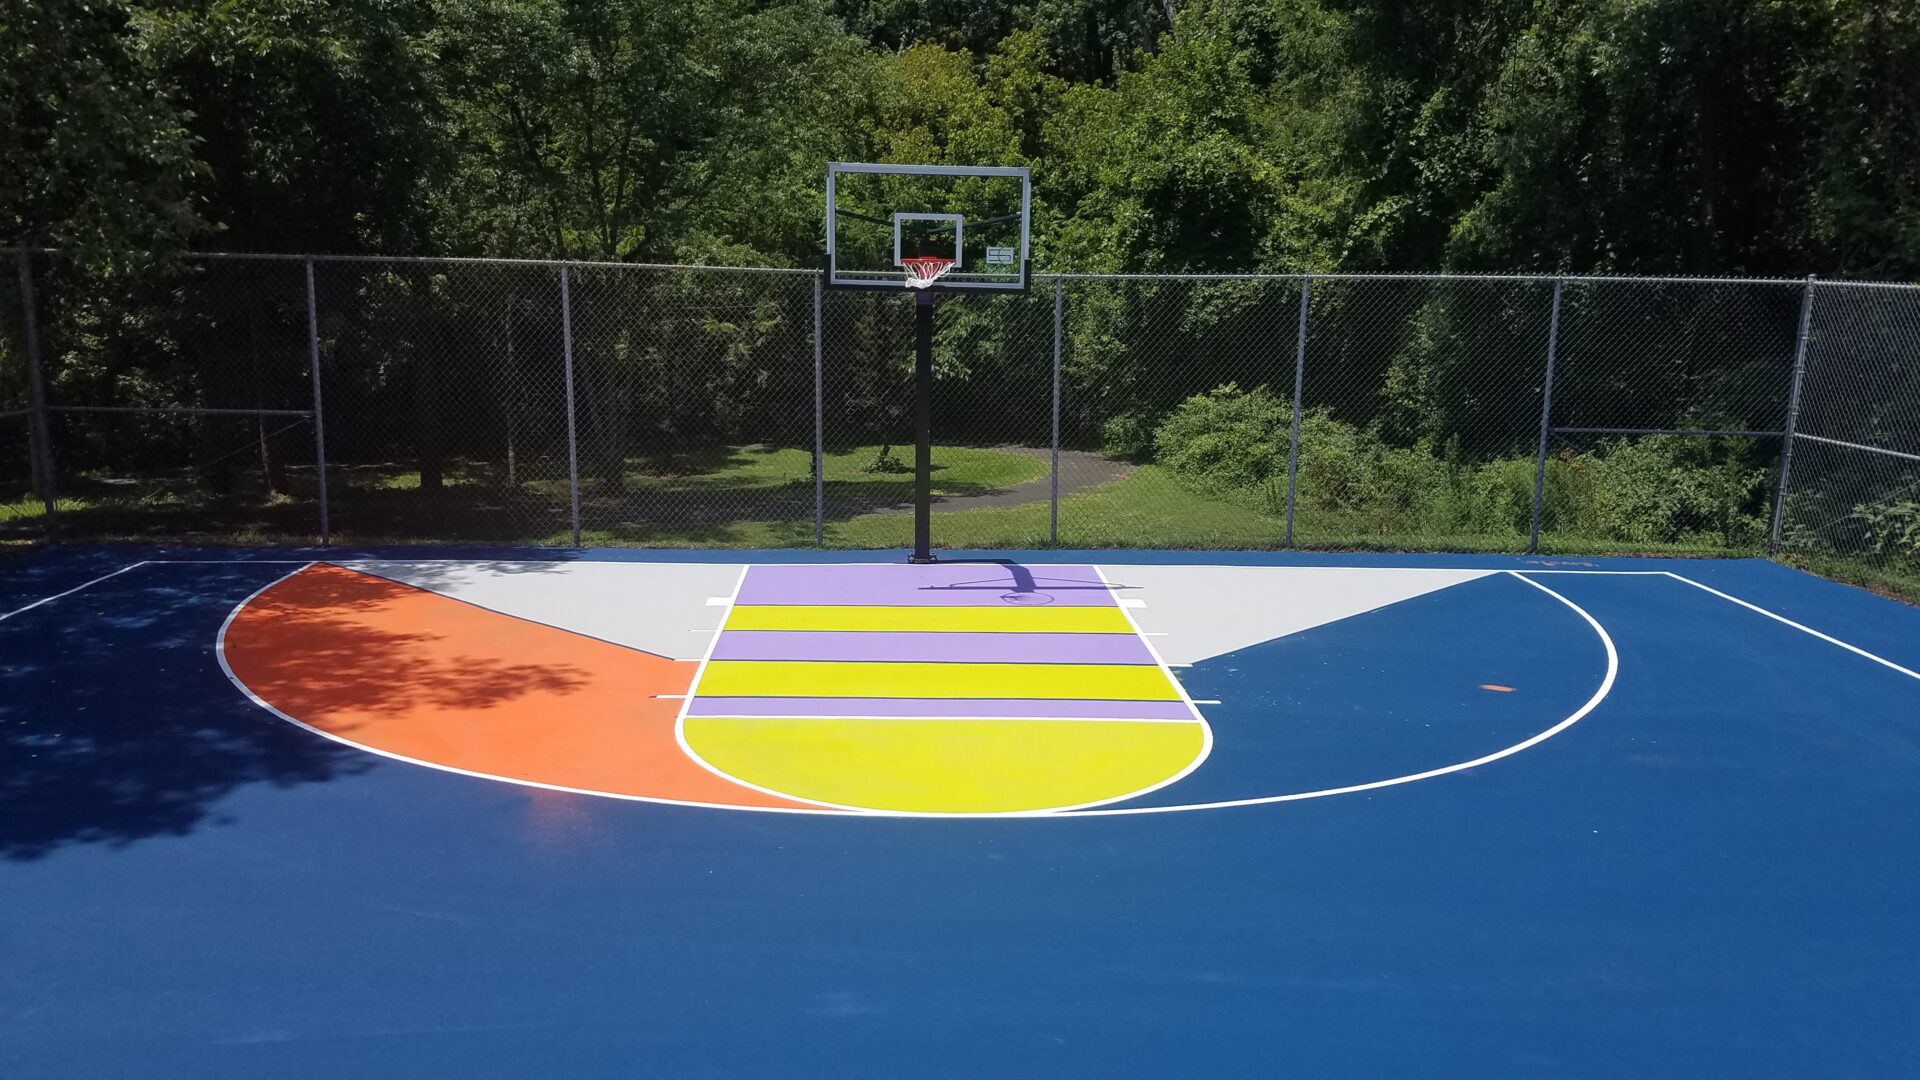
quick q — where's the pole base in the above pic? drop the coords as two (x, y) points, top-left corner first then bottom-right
(906, 553), (939, 565)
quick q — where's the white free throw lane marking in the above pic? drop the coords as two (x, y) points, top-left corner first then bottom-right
(0, 562), (148, 623)
(1664, 573), (1920, 683)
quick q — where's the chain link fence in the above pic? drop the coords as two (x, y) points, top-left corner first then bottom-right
(1543, 277), (1805, 556)
(2, 250), (1915, 595)
(1775, 282), (1920, 595)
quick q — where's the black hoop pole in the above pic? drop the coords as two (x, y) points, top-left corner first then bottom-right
(910, 287), (937, 564)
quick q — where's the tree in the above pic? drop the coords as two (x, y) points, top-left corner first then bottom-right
(133, 0), (441, 254)
(433, 0), (865, 262)
(0, 0), (201, 254)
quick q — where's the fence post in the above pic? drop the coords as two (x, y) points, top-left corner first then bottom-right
(1529, 278), (1565, 554)
(560, 264), (582, 546)
(15, 250), (57, 534)
(1768, 275), (1816, 555)
(1051, 279), (1063, 546)
(813, 273), (825, 546)
(1283, 275), (1309, 547)
(304, 260), (330, 545)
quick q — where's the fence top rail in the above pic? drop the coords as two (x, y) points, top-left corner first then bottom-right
(1553, 426), (1788, 439)
(1792, 432), (1920, 464)
(49, 405), (315, 418)
(1806, 278), (1920, 291)
(1047, 271), (1815, 286)
(4, 246), (1915, 289)
(189, 252), (826, 275)
(0, 247), (822, 275)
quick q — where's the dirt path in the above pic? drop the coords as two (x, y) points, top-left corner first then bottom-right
(872, 447), (1134, 515)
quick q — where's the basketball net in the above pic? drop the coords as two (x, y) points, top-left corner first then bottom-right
(901, 256), (956, 290)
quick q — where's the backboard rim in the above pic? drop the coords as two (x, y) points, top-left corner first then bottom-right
(826, 161), (1032, 293)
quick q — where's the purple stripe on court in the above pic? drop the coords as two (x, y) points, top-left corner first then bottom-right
(733, 563), (1118, 607)
(709, 630), (1155, 664)
(684, 697), (1195, 720)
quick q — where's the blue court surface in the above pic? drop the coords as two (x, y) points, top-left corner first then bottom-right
(3, 546), (1918, 1077)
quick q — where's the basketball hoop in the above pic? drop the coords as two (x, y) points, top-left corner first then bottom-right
(900, 256), (956, 290)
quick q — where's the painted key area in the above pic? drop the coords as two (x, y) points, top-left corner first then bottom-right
(679, 564), (1212, 813)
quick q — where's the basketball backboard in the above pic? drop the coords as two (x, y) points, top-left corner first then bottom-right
(826, 163), (1031, 291)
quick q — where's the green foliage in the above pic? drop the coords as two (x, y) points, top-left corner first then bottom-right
(1, 0), (201, 254)
(1100, 413), (1156, 462)
(432, 0), (867, 261)
(1848, 500), (1920, 560)
(1153, 383), (1288, 494)
(1582, 435), (1770, 546)
(1150, 384), (1772, 547)
(1152, 383), (1458, 521)
(137, 0), (441, 253)
(8, 0), (1917, 276)
(863, 446), (912, 473)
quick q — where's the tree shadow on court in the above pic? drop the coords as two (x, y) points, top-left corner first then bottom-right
(222, 562), (593, 726)
(0, 558), (583, 861)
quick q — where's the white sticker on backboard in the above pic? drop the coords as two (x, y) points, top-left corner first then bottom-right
(985, 247), (1015, 265)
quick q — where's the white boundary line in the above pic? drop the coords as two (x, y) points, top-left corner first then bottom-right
(141, 556), (1684, 572)
(202, 558), (1622, 818)
(1068, 570), (1619, 815)
(0, 561), (149, 623)
(1663, 572), (1920, 683)
(0, 556), (1630, 819)
(210, 557), (1620, 810)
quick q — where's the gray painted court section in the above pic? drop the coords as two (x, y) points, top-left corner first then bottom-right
(339, 561), (1495, 669)
(344, 560), (746, 660)
(1099, 565), (1493, 666)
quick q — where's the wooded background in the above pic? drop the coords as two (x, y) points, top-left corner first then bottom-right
(7, 0), (1916, 276)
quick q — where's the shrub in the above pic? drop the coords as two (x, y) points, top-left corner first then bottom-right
(1466, 454), (1594, 536)
(1585, 436), (1769, 545)
(1151, 386), (1774, 549)
(1849, 500), (1920, 560)
(1153, 384), (1290, 495)
(1153, 384), (1439, 519)
(1100, 413), (1157, 462)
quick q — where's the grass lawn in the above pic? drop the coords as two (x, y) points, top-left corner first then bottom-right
(825, 465), (1765, 556)
(9, 445), (1914, 603)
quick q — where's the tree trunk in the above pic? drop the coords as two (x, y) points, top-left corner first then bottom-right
(245, 299), (286, 495)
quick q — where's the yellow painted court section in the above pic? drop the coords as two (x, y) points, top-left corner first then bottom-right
(682, 718), (1208, 813)
(723, 605), (1135, 634)
(698, 660), (1183, 701)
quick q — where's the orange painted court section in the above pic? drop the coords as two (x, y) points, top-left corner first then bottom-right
(221, 563), (817, 810)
